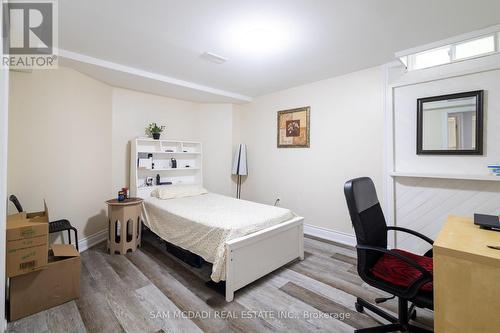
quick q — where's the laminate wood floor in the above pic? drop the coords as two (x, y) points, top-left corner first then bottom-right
(7, 234), (434, 333)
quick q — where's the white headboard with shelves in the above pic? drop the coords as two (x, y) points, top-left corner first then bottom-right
(130, 138), (203, 199)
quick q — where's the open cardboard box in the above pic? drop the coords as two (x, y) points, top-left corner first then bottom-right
(9, 244), (81, 321)
(6, 201), (49, 277)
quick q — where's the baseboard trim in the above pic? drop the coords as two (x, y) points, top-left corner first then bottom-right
(78, 229), (107, 252)
(0, 317), (7, 332)
(303, 224), (356, 247)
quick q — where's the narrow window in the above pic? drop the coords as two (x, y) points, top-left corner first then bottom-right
(454, 35), (495, 60)
(412, 46), (451, 70)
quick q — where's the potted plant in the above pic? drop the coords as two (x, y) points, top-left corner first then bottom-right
(147, 123), (165, 140)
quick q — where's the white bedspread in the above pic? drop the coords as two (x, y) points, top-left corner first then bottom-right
(142, 193), (295, 282)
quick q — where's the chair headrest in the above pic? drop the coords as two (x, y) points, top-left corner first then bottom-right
(350, 177), (379, 213)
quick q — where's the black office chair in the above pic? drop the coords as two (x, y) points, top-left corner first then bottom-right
(9, 195), (79, 251)
(344, 177), (433, 333)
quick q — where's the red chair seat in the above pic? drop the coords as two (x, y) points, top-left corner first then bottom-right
(370, 249), (433, 292)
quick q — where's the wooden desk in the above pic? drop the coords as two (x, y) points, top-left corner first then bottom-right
(434, 215), (500, 333)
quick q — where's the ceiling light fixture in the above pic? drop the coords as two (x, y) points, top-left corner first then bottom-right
(224, 17), (295, 57)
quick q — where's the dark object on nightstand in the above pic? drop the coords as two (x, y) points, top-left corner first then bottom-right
(9, 195), (79, 251)
(344, 177), (433, 333)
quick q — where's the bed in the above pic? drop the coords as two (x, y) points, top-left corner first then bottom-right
(130, 139), (304, 301)
(141, 191), (304, 301)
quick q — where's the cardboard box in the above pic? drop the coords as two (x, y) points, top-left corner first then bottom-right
(9, 244), (81, 321)
(6, 202), (49, 277)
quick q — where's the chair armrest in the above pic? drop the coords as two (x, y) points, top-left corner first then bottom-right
(386, 226), (434, 245)
(356, 244), (433, 295)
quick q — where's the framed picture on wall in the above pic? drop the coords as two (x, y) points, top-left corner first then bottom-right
(277, 106), (310, 148)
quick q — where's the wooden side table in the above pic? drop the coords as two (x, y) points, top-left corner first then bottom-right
(106, 197), (143, 255)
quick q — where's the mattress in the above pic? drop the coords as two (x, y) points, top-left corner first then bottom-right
(142, 193), (295, 282)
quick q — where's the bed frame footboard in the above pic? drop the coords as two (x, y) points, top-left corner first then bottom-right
(224, 216), (304, 302)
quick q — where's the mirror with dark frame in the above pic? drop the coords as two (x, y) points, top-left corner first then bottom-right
(417, 90), (484, 155)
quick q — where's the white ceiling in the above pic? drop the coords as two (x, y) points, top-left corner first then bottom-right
(59, 0), (500, 102)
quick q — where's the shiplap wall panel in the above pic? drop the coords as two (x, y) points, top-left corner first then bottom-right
(395, 178), (500, 254)
(392, 67), (500, 253)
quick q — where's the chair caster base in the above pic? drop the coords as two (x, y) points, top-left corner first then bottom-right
(355, 323), (430, 333)
(410, 309), (417, 320)
(355, 302), (364, 313)
(354, 297), (432, 333)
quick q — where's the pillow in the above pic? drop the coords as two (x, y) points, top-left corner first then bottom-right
(151, 185), (208, 200)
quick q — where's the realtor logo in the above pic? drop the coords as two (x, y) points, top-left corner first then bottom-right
(2, 0), (58, 69)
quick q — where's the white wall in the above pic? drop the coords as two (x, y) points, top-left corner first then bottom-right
(8, 68), (113, 238)
(111, 88), (198, 193)
(111, 90), (235, 196)
(237, 66), (385, 235)
(8, 64), (384, 246)
(389, 59), (500, 254)
(194, 103), (234, 196)
(0, 2), (8, 327)
(8, 68), (237, 246)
